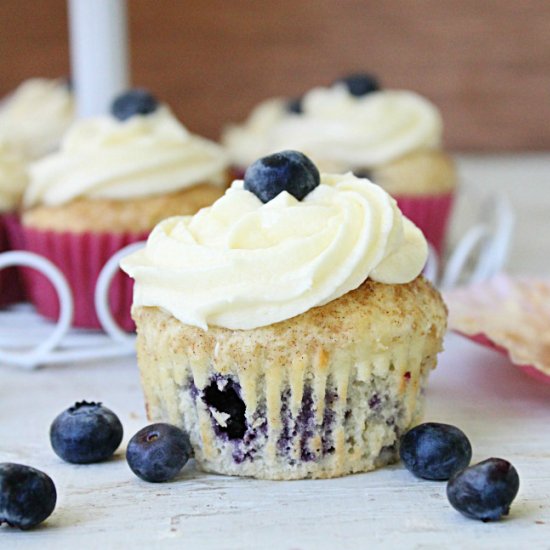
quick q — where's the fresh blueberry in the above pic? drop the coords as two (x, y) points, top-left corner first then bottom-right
(126, 423), (192, 483)
(400, 422), (472, 480)
(50, 401), (123, 464)
(336, 73), (380, 96)
(203, 379), (246, 440)
(244, 150), (320, 203)
(0, 463), (56, 530)
(286, 97), (303, 114)
(111, 88), (159, 121)
(447, 458), (520, 521)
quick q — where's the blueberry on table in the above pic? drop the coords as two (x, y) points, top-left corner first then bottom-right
(400, 422), (472, 481)
(244, 150), (320, 203)
(447, 458), (520, 522)
(126, 423), (192, 483)
(336, 73), (380, 96)
(111, 88), (159, 121)
(50, 401), (123, 464)
(286, 97), (303, 114)
(0, 463), (56, 530)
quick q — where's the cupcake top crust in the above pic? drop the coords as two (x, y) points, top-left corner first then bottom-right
(23, 90), (228, 209)
(222, 77), (442, 173)
(0, 140), (28, 212)
(0, 78), (74, 160)
(121, 151), (428, 330)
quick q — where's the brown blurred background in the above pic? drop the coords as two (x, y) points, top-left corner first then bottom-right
(1, 1), (549, 151)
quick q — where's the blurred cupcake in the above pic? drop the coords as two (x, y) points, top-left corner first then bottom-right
(0, 140), (28, 305)
(222, 74), (457, 253)
(122, 151), (447, 480)
(22, 89), (229, 330)
(0, 78), (74, 160)
(0, 78), (74, 305)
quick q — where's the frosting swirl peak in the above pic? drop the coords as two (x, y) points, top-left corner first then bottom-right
(24, 106), (228, 207)
(0, 78), (74, 160)
(121, 172), (427, 330)
(222, 85), (443, 172)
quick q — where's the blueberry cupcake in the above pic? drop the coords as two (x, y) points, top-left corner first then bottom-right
(0, 78), (74, 305)
(121, 151), (447, 479)
(21, 89), (229, 330)
(222, 74), (457, 254)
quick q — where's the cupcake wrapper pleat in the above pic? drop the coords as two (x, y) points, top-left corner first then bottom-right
(0, 213), (26, 306)
(21, 226), (148, 330)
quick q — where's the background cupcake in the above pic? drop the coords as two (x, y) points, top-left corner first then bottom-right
(0, 77), (74, 161)
(222, 74), (457, 254)
(0, 140), (28, 305)
(0, 78), (75, 305)
(122, 151), (447, 479)
(22, 89), (229, 330)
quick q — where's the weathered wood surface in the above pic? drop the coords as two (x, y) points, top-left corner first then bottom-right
(0, 335), (548, 548)
(1, 155), (550, 548)
(1, 1), (549, 151)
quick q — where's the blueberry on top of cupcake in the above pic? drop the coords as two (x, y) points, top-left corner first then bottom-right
(111, 89), (159, 121)
(244, 150), (320, 203)
(335, 73), (380, 96)
(286, 97), (303, 114)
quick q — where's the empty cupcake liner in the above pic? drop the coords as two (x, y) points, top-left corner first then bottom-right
(21, 226), (148, 331)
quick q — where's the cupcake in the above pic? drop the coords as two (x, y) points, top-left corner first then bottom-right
(0, 78), (74, 305)
(121, 151), (447, 480)
(222, 74), (457, 254)
(0, 140), (28, 305)
(0, 78), (74, 161)
(21, 89), (229, 330)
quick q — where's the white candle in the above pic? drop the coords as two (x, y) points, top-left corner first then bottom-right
(68, 0), (130, 118)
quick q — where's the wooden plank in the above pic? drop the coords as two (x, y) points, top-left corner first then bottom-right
(0, 2), (549, 148)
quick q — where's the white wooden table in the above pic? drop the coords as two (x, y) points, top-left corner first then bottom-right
(1, 155), (550, 549)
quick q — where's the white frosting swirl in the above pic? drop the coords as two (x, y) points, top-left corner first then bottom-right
(0, 78), (74, 160)
(121, 173), (427, 330)
(24, 106), (228, 208)
(222, 86), (442, 171)
(221, 98), (287, 168)
(0, 140), (28, 212)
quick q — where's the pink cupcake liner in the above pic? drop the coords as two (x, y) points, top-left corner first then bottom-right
(0, 212), (26, 307)
(21, 226), (148, 331)
(393, 192), (455, 256)
(3, 212), (26, 251)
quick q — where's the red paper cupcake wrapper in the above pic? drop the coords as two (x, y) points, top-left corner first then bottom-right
(21, 226), (149, 331)
(0, 213), (26, 306)
(393, 192), (455, 256)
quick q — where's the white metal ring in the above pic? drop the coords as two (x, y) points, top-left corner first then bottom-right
(95, 241), (145, 345)
(0, 251), (73, 367)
